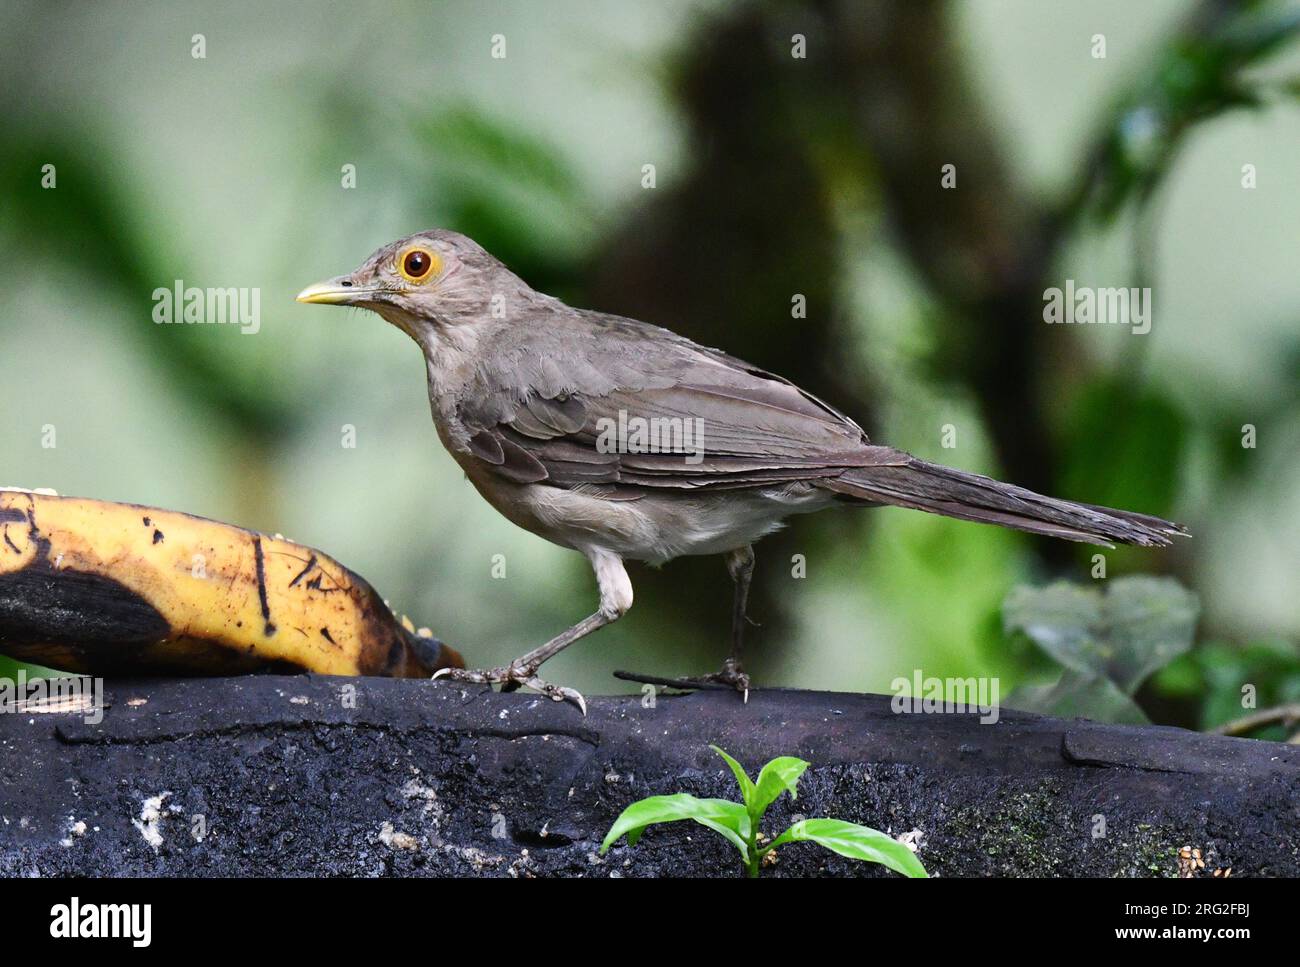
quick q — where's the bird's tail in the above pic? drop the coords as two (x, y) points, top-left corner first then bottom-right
(821, 453), (1188, 547)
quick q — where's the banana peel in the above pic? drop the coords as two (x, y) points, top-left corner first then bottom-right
(0, 489), (463, 678)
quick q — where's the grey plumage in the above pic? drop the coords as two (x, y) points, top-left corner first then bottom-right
(298, 229), (1187, 707)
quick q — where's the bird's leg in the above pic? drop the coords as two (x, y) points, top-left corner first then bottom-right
(708, 545), (756, 696)
(433, 549), (631, 713)
(614, 545), (756, 700)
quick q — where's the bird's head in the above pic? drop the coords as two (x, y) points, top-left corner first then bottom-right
(296, 229), (525, 345)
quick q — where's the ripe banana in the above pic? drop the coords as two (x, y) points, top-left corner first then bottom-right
(0, 489), (462, 677)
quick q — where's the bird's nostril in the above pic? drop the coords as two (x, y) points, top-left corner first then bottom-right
(341, 280), (353, 287)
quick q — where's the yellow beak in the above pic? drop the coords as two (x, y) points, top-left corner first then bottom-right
(295, 276), (360, 305)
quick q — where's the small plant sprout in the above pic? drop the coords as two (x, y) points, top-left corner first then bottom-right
(599, 745), (928, 878)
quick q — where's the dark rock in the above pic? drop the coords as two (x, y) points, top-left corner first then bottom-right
(0, 676), (1296, 877)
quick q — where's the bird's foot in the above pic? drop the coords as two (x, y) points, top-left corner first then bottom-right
(433, 663), (587, 714)
(703, 659), (751, 702)
(613, 659), (751, 702)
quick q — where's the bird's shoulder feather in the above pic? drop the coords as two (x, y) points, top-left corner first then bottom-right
(452, 308), (888, 492)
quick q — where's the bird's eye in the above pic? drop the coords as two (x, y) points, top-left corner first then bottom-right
(398, 247), (439, 283)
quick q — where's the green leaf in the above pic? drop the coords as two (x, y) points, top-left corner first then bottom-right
(0, 657), (22, 682)
(1103, 578), (1201, 692)
(1004, 582), (1103, 681)
(751, 756), (810, 819)
(767, 819), (928, 878)
(1006, 670), (1150, 725)
(710, 745), (756, 808)
(1004, 576), (1199, 697)
(599, 794), (752, 861)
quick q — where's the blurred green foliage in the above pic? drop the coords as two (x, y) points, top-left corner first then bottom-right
(1060, 379), (1188, 524)
(1076, 1), (1300, 220)
(1004, 577), (1200, 724)
(0, 137), (301, 442)
(1154, 639), (1300, 737)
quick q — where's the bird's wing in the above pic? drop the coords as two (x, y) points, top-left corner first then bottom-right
(454, 310), (906, 492)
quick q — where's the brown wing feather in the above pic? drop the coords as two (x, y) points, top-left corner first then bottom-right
(454, 308), (891, 492)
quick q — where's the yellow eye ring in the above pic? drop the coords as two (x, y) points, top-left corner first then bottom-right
(397, 247), (439, 284)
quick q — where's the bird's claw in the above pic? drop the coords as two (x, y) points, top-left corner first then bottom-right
(708, 661), (751, 703)
(432, 664), (587, 714)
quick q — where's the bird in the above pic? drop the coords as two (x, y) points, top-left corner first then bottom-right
(297, 229), (1187, 711)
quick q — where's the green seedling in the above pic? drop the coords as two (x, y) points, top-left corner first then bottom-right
(600, 745), (928, 878)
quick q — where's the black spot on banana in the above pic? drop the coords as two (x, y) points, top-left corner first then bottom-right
(0, 489), (463, 677)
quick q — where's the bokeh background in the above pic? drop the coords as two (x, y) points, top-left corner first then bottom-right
(2, 0), (1298, 733)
